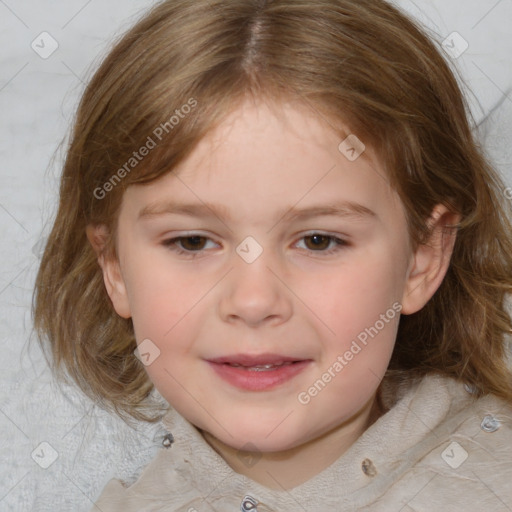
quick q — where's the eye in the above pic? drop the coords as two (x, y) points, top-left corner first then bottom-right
(162, 232), (348, 259)
(295, 233), (348, 255)
(162, 235), (218, 258)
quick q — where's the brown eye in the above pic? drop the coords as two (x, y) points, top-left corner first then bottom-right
(161, 234), (219, 259)
(177, 236), (208, 251)
(303, 234), (332, 251)
(296, 233), (348, 256)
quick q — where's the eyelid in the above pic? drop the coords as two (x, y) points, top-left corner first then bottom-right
(161, 232), (220, 249)
(295, 232), (349, 255)
(161, 230), (349, 258)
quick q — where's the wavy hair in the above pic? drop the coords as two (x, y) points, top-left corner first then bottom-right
(33, 0), (512, 422)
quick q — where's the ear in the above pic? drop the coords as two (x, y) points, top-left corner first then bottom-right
(401, 204), (460, 315)
(86, 224), (131, 319)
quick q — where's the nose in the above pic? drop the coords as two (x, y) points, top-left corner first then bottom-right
(217, 247), (293, 328)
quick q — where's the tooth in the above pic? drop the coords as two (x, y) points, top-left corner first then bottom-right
(248, 366), (274, 371)
(226, 361), (297, 369)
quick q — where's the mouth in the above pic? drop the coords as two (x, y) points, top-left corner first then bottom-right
(225, 361), (297, 371)
(206, 354), (312, 391)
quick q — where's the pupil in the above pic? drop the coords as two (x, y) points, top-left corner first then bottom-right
(308, 235), (328, 250)
(183, 236), (204, 250)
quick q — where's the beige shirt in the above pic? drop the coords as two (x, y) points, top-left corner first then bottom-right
(91, 374), (512, 511)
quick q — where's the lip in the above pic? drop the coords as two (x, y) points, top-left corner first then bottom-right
(206, 353), (312, 391)
(207, 353), (303, 366)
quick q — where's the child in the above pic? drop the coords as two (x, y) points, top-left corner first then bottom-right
(33, 0), (512, 510)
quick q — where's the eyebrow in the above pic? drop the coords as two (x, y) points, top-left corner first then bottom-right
(137, 200), (376, 224)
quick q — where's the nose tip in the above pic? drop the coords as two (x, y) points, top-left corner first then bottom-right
(218, 246), (292, 327)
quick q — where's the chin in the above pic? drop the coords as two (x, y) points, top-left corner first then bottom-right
(208, 418), (308, 453)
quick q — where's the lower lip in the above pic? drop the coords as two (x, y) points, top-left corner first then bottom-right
(207, 361), (311, 391)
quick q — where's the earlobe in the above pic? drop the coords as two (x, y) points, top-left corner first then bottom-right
(86, 224), (132, 319)
(401, 204), (460, 315)
(100, 256), (132, 319)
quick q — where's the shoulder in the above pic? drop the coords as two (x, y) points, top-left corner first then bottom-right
(89, 407), (229, 511)
(381, 374), (512, 511)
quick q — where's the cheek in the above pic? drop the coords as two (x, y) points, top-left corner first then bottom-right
(303, 293), (399, 425)
(121, 248), (213, 383)
(123, 248), (206, 339)
(310, 252), (402, 337)
(125, 263), (206, 406)
(305, 249), (402, 396)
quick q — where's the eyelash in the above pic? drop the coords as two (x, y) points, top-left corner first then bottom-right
(161, 233), (349, 259)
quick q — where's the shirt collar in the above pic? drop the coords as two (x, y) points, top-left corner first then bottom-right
(159, 374), (477, 510)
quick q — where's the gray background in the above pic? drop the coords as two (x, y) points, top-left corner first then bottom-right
(1, 1), (511, 510)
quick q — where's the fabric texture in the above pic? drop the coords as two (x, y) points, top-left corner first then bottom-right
(90, 373), (512, 512)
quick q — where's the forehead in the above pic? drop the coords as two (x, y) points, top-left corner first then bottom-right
(120, 98), (405, 228)
(187, 98), (364, 177)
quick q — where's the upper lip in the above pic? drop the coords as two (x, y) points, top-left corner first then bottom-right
(207, 353), (309, 366)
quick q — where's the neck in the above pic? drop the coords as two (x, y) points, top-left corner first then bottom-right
(201, 391), (384, 491)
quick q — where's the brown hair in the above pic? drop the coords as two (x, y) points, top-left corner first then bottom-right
(33, 0), (512, 423)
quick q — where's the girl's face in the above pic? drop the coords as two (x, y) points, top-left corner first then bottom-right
(104, 98), (417, 452)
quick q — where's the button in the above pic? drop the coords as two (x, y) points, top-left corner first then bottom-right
(480, 415), (500, 433)
(241, 495), (259, 511)
(464, 383), (478, 394)
(361, 458), (377, 477)
(162, 433), (175, 447)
